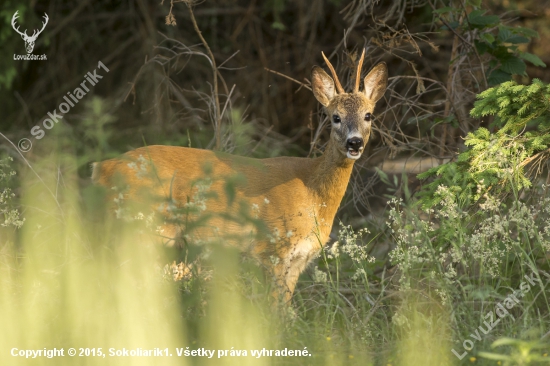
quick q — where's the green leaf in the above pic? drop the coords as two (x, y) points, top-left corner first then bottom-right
(271, 21), (285, 30)
(478, 352), (513, 361)
(475, 40), (488, 54)
(375, 168), (390, 186)
(441, 21), (459, 30)
(488, 69), (512, 85)
(468, 10), (500, 27)
(480, 33), (495, 43)
(468, 9), (483, 18)
(490, 45), (512, 59)
(491, 337), (522, 347)
(515, 26), (539, 38)
(500, 56), (526, 75)
(467, 0), (482, 6)
(506, 35), (529, 44)
(224, 181), (236, 206)
(433, 6), (453, 14)
(520, 52), (546, 67)
(498, 27), (512, 42)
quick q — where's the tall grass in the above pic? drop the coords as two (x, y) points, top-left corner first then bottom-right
(0, 150), (187, 366)
(2, 109), (550, 366)
(0, 135), (456, 366)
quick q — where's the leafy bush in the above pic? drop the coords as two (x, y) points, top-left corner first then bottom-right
(434, 4), (546, 86)
(418, 79), (550, 208)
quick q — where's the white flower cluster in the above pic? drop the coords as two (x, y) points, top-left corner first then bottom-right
(332, 224), (373, 263)
(387, 183), (550, 299)
(267, 227), (281, 244)
(251, 197), (270, 219)
(127, 155), (151, 180)
(183, 178), (212, 213)
(321, 221), (375, 283)
(312, 266), (328, 283)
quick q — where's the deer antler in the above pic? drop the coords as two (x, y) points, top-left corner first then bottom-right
(321, 51), (345, 94)
(11, 11), (28, 38)
(354, 49), (366, 93)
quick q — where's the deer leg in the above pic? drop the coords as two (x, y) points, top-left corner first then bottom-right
(271, 262), (292, 303)
(272, 252), (315, 304)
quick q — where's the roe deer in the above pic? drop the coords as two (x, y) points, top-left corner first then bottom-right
(92, 50), (388, 302)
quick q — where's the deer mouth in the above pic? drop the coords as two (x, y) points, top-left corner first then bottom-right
(346, 146), (363, 160)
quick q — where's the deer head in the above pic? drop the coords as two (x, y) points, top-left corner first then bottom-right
(12, 11), (49, 54)
(311, 50), (387, 160)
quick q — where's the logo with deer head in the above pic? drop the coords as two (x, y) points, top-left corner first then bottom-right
(11, 11), (49, 54)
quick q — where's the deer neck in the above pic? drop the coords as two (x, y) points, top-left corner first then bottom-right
(308, 139), (355, 230)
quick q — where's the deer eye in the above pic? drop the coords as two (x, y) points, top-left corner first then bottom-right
(332, 115), (341, 123)
(364, 113), (372, 122)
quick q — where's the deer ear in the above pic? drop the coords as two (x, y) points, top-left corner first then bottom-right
(311, 66), (335, 107)
(363, 63), (388, 102)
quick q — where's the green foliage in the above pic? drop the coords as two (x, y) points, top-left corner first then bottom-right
(80, 97), (116, 155)
(418, 79), (550, 208)
(263, 0), (288, 30)
(0, 157), (23, 229)
(375, 168), (412, 202)
(434, 4), (546, 86)
(386, 185), (550, 365)
(479, 337), (550, 365)
(480, 25), (546, 85)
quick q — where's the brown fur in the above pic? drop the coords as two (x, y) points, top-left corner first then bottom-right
(92, 52), (388, 302)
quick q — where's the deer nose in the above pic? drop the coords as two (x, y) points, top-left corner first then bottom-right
(346, 137), (363, 152)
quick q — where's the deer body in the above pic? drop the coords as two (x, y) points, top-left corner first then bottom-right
(92, 50), (387, 301)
